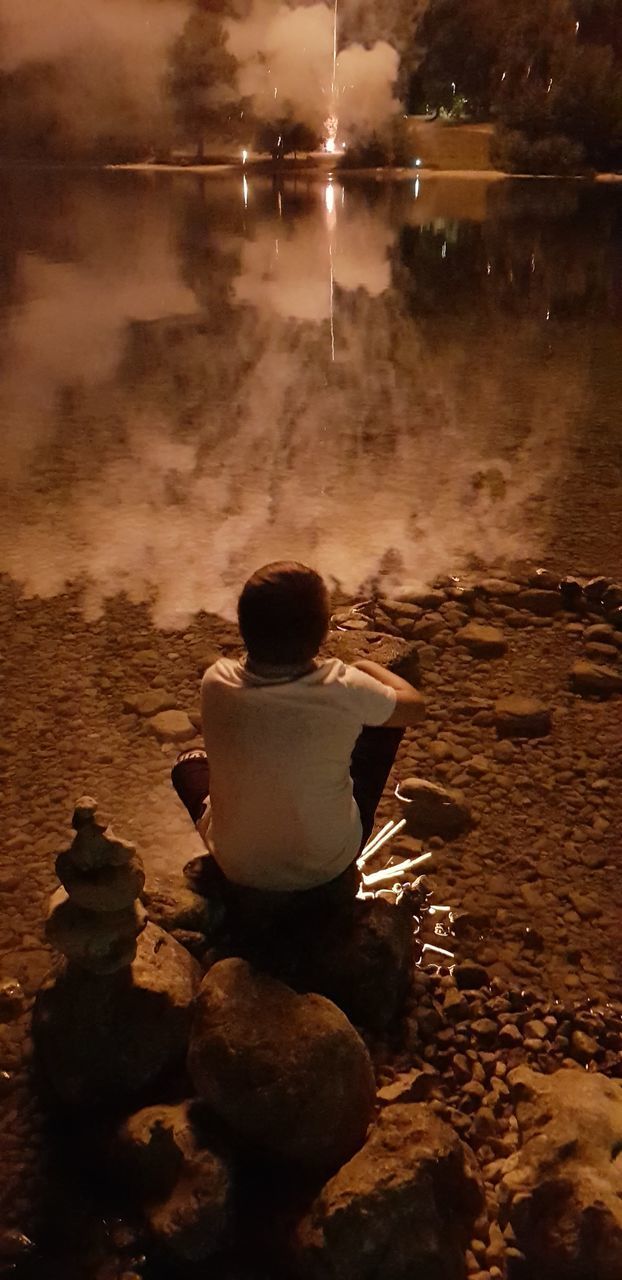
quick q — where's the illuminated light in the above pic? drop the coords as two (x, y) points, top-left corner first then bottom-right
(441, 241), (447, 259)
(547, 78), (553, 94)
(414, 176), (420, 199)
(501, 71), (506, 82)
(531, 253), (536, 272)
(360, 819), (396, 860)
(546, 309), (551, 321)
(429, 905), (452, 915)
(363, 852), (432, 887)
(242, 175), (249, 208)
(486, 261), (492, 275)
(325, 181), (335, 216)
(576, 20), (580, 33)
(241, 149), (248, 165)
(326, 137), (336, 154)
(421, 943), (455, 960)
(277, 191), (282, 217)
(274, 87), (278, 98)
(415, 157), (423, 167)
(451, 81), (456, 94)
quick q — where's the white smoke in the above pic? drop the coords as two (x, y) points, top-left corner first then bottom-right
(225, 0), (401, 141)
(0, 0), (187, 150)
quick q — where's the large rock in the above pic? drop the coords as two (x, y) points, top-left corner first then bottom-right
(123, 690), (177, 717)
(147, 710), (196, 743)
(282, 898), (414, 1033)
(33, 924), (200, 1106)
(398, 778), (471, 839)
(501, 1066), (622, 1280)
(294, 1103), (483, 1280)
(116, 1101), (233, 1262)
(494, 694), (552, 739)
(142, 878), (223, 938)
(570, 660), (622, 697)
(324, 634), (421, 686)
(456, 622), (507, 659)
(188, 959), (375, 1171)
(516, 589), (563, 616)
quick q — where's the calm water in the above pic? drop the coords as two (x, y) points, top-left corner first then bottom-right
(1, 170), (621, 625)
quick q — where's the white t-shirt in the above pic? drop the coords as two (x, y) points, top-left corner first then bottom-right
(197, 657), (397, 891)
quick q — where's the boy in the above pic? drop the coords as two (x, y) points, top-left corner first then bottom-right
(172, 561), (424, 904)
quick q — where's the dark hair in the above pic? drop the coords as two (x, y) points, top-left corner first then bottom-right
(238, 562), (330, 665)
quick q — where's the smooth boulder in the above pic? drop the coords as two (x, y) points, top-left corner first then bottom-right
(398, 777), (471, 839)
(502, 1065), (622, 1280)
(571, 660), (622, 697)
(456, 622), (508, 659)
(294, 1103), (483, 1280)
(33, 923), (200, 1106)
(188, 959), (375, 1171)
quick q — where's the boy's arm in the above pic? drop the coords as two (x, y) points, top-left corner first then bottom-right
(352, 659), (426, 728)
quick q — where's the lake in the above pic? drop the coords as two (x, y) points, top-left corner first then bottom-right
(1, 169), (621, 625)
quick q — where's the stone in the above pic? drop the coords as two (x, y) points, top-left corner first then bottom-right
(0, 978), (25, 1023)
(294, 1103), (483, 1280)
(560, 577), (584, 610)
(284, 898), (413, 1033)
(502, 1066), (622, 1280)
(123, 691), (177, 717)
(33, 924), (200, 1106)
(398, 777), (472, 839)
(188, 959), (375, 1171)
(376, 1069), (439, 1106)
(603, 584), (622, 610)
(494, 695), (552, 740)
(456, 622), (508, 659)
(45, 888), (147, 973)
(67, 799), (136, 871)
(55, 852), (145, 913)
(516, 589), (562, 617)
(142, 880), (222, 939)
(528, 569), (561, 592)
(455, 962), (490, 991)
(116, 1101), (233, 1262)
(570, 661), (622, 697)
(147, 710), (196, 743)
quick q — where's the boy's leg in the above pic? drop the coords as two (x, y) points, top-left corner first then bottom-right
(171, 749), (210, 824)
(350, 726), (404, 849)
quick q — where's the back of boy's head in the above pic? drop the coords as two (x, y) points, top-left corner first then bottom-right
(238, 562), (330, 665)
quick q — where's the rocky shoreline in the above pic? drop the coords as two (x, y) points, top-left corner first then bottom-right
(1, 563), (621, 1278)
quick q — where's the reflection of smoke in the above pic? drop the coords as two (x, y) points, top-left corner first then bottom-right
(0, 0), (185, 151)
(235, 184), (393, 319)
(226, 1), (400, 140)
(0, 177), (586, 625)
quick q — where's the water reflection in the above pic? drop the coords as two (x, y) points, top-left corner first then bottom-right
(0, 172), (620, 624)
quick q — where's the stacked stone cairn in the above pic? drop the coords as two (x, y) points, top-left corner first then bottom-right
(45, 797), (147, 974)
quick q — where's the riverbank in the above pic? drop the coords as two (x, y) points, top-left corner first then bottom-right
(1, 562), (621, 1275)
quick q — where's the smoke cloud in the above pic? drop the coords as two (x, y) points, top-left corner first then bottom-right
(0, 0), (186, 152)
(225, 1), (401, 140)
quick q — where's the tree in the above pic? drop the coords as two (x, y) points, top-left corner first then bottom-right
(256, 119), (319, 160)
(168, 4), (243, 160)
(416, 0), (506, 118)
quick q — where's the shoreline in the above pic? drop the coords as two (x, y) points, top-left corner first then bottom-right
(2, 158), (622, 183)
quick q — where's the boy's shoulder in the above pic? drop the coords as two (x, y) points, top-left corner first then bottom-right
(201, 657), (243, 688)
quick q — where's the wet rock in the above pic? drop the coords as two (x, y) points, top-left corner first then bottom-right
(398, 777), (472, 839)
(456, 623), (508, 659)
(502, 1065), (622, 1280)
(33, 924), (200, 1106)
(294, 1103), (483, 1280)
(123, 691), (177, 717)
(516, 589), (563, 617)
(147, 710), (196, 743)
(188, 958), (375, 1171)
(116, 1101), (233, 1262)
(494, 695), (552, 740)
(570, 660), (622, 697)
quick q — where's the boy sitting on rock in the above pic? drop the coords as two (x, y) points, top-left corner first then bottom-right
(172, 561), (425, 942)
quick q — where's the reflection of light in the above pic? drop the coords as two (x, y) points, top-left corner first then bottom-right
(242, 176), (249, 209)
(325, 182), (335, 216)
(414, 177), (420, 199)
(241, 149), (248, 165)
(501, 71), (506, 82)
(278, 191), (282, 218)
(415, 158), (423, 168)
(441, 242), (447, 259)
